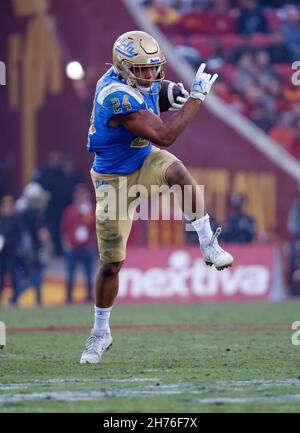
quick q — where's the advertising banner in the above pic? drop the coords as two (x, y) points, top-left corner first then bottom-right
(117, 245), (279, 303)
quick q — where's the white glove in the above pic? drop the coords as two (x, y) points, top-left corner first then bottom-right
(169, 83), (189, 111)
(190, 63), (218, 102)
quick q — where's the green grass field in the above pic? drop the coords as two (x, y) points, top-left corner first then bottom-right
(1, 301), (300, 413)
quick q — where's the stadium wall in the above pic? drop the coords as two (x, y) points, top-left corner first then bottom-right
(0, 0), (298, 240)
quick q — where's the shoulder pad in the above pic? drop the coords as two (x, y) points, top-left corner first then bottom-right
(97, 83), (145, 116)
(97, 83), (143, 106)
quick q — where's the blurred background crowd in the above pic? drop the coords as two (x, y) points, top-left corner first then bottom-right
(142, 0), (300, 158)
(1, 0), (300, 306)
(0, 152), (95, 306)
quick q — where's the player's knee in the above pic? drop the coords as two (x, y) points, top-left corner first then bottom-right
(166, 163), (189, 186)
(100, 261), (123, 278)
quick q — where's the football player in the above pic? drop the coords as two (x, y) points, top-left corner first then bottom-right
(80, 31), (233, 364)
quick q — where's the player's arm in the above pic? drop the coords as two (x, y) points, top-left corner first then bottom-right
(118, 63), (218, 148)
(117, 98), (201, 148)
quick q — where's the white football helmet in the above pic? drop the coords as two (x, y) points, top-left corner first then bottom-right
(112, 31), (166, 94)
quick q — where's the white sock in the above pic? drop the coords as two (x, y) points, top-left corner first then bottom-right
(92, 306), (112, 336)
(192, 214), (213, 244)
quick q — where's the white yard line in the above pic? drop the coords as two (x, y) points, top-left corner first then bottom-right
(1, 377), (300, 406)
(0, 377), (161, 390)
(1, 388), (300, 405)
(190, 394), (300, 404)
(1, 376), (299, 391)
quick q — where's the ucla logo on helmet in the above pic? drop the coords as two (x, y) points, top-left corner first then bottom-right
(115, 38), (138, 58)
(147, 57), (160, 64)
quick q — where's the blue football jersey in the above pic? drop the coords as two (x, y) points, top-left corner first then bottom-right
(88, 67), (160, 174)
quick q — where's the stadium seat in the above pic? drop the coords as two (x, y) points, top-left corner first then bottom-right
(176, 12), (236, 36)
(250, 33), (274, 48)
(207, 13), (236, 35)
(176, 13), (211, 34)
(219, 34), (245, 56)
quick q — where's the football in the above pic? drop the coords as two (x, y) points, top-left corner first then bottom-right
(159, 80), (186, 112)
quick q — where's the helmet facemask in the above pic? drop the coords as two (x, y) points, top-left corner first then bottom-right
(123, 61), (166, 94)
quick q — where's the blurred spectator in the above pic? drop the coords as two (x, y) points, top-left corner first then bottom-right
(241, 83), (277, 130)
(0, 196), (27, 306)
(15, 182), (51, 305)
(60, 156), (84, 209)
(287, 183), (300, 240)
(61, 184), (96, 304)
(223, 49), (283, 131)
(222, 193), (256, 243)
(233, 51), (258, 93)
(229, 37), (254, 63)
(254, 50), (273, 81)
(0, 171), (8, 202)
(148, 0), (180, 25)
(0, 155), (13, 201)
(287, 184), (300, 294)
(207, 38), (226, 69)
(291, 118), (300, 159)
(269, 111), (297, 153)
(236, 0), (269, 35)
(263, 73), (284, 99)
(289, 239), (300, 295)
(282, 5), (300, 59)
(267, 32), (293, 63)
(34, 150), (63, 190)
(34, 152), (83, 256)
(33, 151), (66, 256)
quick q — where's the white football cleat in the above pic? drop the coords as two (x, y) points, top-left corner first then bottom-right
(201, 227), (234, 271)
(80, 332), (113, 364)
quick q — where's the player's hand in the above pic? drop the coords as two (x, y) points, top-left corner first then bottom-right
(190, 63), (218, 102)
(169, 83), (189, 111)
